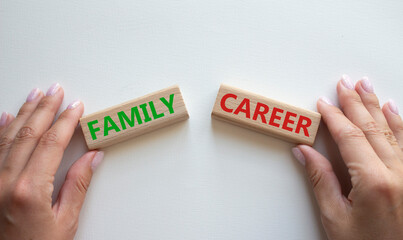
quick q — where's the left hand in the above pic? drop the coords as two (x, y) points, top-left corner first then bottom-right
(0, 83), (103, 240)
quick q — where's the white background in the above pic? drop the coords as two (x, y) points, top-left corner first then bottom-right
(1, 1), (403, 239)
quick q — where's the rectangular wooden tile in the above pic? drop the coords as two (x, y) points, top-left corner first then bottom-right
(211, 84), (321, 145)
(80, 85), (189, 150)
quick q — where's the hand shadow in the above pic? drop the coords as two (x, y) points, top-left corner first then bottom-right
(211, 118), (328, 240)
(51, 120), (190, 204)
(315, 121), (352, 197)
(52, 125), (88, 204)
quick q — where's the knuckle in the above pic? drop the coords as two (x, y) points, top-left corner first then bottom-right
(361, 121), (382, 136)
(351, 96), (363, 105)
(58, 111), (73, 121)
(17, 105), (32, 118)
(382, 129), (398, 146)
(0, 135), (14, 151)
(37, 97), (55, 112)
(335, 125), (365, 141)
(67, 168), (91, 196)
(393, 124), (403, 134)
(369, 178), (399, 201)
(15, 126), (38, 142)
(11, 178), (34, 206)
(57, 111), (78, 126)
(343, 95), (363, 107)
(39, 129), (60, 147)
(309, 169), (324, 190)
(332, 107), (345, 118)
(74, 175), (90, 195)
(364, 98), (381, 111)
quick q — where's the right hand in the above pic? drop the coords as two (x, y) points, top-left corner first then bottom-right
(293, 75), (403, 239)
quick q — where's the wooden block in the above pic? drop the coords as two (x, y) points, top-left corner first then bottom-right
(80, 85), (189, 150)
(211, 84), (321, 145)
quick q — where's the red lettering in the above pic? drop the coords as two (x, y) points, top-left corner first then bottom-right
(220, 93), (237, 113)
(234, 98), (251, 119)
(296, 115), (312, 137)
(221, 95), (313, 138)
(268, 107), (283, 127)
(282, 112), (297, 132)
(252, 102), (269, 123)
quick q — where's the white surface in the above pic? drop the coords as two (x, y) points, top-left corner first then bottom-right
(1, 1), (403, 239)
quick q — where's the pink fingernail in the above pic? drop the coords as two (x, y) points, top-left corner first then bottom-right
(26, 88), (41, 102)
(341, 74), (354, 89)
(67, 99), (81, 110)
(0, 112), (8, 127)
(388, 99), (399, 115)
(319, 96), (333, 105)
(91, 151), (104, 171)
(46, 83), (61, 96)
(361, 76), (374, 93)
(292, 147), (306, 166)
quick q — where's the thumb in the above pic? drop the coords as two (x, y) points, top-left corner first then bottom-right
(54, 151), (104, 225)
(292, 145), (347, 219)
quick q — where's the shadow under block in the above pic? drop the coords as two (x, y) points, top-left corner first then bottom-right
(211, 84), (321, 146)
(80, 85), (189, 150)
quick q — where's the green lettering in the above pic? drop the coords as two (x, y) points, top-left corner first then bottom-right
(149, 101), (164, 119)
(139, 103), (152, 122)
(117, 107), (142, 130)
(88, 120), (100, 140)
(160, 94), (175, 114)
(104, 116), (120, 136)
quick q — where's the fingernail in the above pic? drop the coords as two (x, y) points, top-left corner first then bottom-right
(292, 147), (306, 166)
(388, 99), (399, 115)
(67, 99), (81, 110)
(341, 74), (354, 90)
(91, 151), (104, 171)
(26, 88), (41, 102)
(46, 83), (61, 96)
(0, 112), (8, 127)
(361, 76), (374, 93)
(319, 96), (333, 105)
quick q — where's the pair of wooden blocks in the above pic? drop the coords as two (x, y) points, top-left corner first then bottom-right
(80, 85), (321, 150)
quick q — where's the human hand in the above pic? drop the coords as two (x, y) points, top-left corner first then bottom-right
(292, 75), (403, 240)
(0, 83), (104, 240)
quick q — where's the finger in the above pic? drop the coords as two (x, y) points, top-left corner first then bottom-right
(337, 75), (398, 167)
(317, 97), (383, 173)
(1, 83), (64, 178)
(25, 100), (84, 177)
(0, 112), (15, 136)
(292, 145), (349, 220)
(355, 77), (402, 158)
(53, 151), (103, 226)
(0, 88), (43, 167)
(382, 100), (403, 151)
